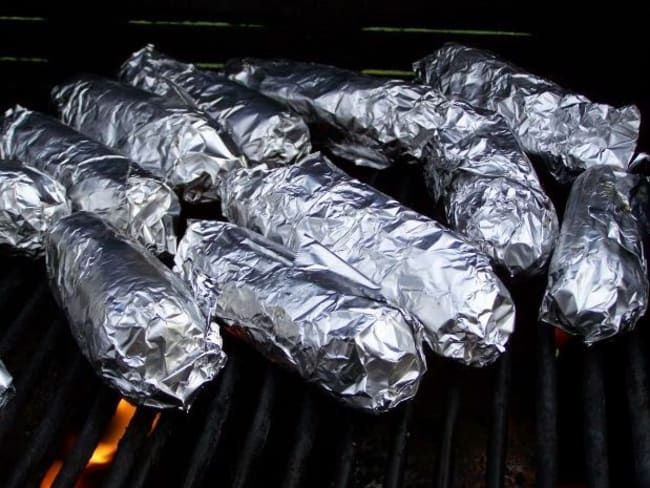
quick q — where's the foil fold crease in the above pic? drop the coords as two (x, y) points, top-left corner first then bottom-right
(539, 166), (649, 343)
(46, 212), (226, 409)
(175, 220), (426, 412)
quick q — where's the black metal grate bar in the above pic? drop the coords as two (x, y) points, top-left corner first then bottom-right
(181, 354), (239, 488)
(486, 350), (512, 488)
(0, 282), (48, 356)
(329, 410), (356, 488)
(102, 407), (157, 488)
(280, 391), (319, 488)
(435, 382), (461, 488)
(383, 401), (413, 488)
(623, 333), (650, 487)
(0, 263), (20, 313)
(536, 325), (558, 488)
(51, 388), (120, 488)
(4, 354), (86, 488)
(0, 319), (64, 442)
(230, 369), (278, 488)
(583, 347), (609, 488)
(128, 412), (179, 488)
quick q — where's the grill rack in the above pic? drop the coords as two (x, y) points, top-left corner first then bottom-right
(0, 162), (649, 488)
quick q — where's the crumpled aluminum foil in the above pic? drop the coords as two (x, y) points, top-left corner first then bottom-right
(226, 58), (558, 275)
(52, 75), (246, 203)
(175, 220), (425, 412)
(120, 45), (312, 166)
(225, 57), (432, 169)
(421, 108), (558, 276)
(0, 359), (14, 409)
(0, 159), (71, 257)
(539, 166), (649, 344)
(46, 212), (226, 409)
(0, 106), (180, 255)
(218, 153), (516, 367)
(414, 43), (641, 183)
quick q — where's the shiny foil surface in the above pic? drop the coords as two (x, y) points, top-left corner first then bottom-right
(414, 43), (641, 183)
(46, 212), (226, 409)
(175, 220), (425, 412)
(120, 45), (312, 166)
(52, 75), (245, 203)
(0, 160), (71, 257)
(1, 106), (180, 255)
(225, 57), (441, 169)
(218, 154), (515, 367)
(0, 359), (14, 409)
(226, 58), (558, 274)
(421, 103), (558, 276)
(539, 166), (649, 344)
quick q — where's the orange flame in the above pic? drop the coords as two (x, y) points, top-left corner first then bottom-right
(85, 399), (137, 471)
(41, 460), (64, 488)
(41, 399), (138, 488)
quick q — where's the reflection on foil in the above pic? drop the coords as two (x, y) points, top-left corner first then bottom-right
(46, 212), (226, 409)
(0, 159), (71, 257)
(540, 166), (649, 343)
(225, 57), (558, 275)
(218, 153), (515, 367)
(120, 45), (311, 166)
(52, 75), (245, 203)
(0, 359), (14, 409)
(1, 106), (179, 255)
(414, 43), (641, 183)
(175, 220), (426, 412)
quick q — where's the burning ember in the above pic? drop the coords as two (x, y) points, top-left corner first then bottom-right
(41, 399), (137, 488)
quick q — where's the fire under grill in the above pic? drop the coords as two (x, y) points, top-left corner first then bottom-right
(0, 161), (649, 488)
(1, 8), (650, 488)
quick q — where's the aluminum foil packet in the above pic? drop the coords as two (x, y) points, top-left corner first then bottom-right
(539, 166), (649, 344)
(0, 359), (14, 409)
(414, 43), (641, 183)
(225, 57), (437, 169)
(52, 75), (246, 203)
(120, 45), (312, 166)
(0, 159), (71, 257)
(218, 153), (515, 367)
(421, 110), (558, 275)
(46, 212), (226, 409)
(1, 106), (180, 255)
(175, 220), (425, 412)
(226, 58), (558, 275)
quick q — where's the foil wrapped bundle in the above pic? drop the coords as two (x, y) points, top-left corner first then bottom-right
(0, 359), (14, 409)
(421, 114), (558, 275)
(218, 154), (516, 367)
(226, 58), (558, 274)
(175, 220), (425, 412)
(539, 166), (649, 344)
(52, 75), (245, 203)
(120, 45), (312, 166)
(0, 159), (71, 257)
(225, 57), (438, 169)
(46, 212), (226, 409)
(1, 107), (180, 255)
(414, 43), (641, 183)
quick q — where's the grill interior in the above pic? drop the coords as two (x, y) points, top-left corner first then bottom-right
(0, 6), (649, 488)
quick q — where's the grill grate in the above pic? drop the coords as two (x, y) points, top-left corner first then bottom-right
(1, 164), (650, 488)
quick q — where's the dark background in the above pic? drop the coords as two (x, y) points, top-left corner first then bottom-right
(0, 1), (648, 154)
